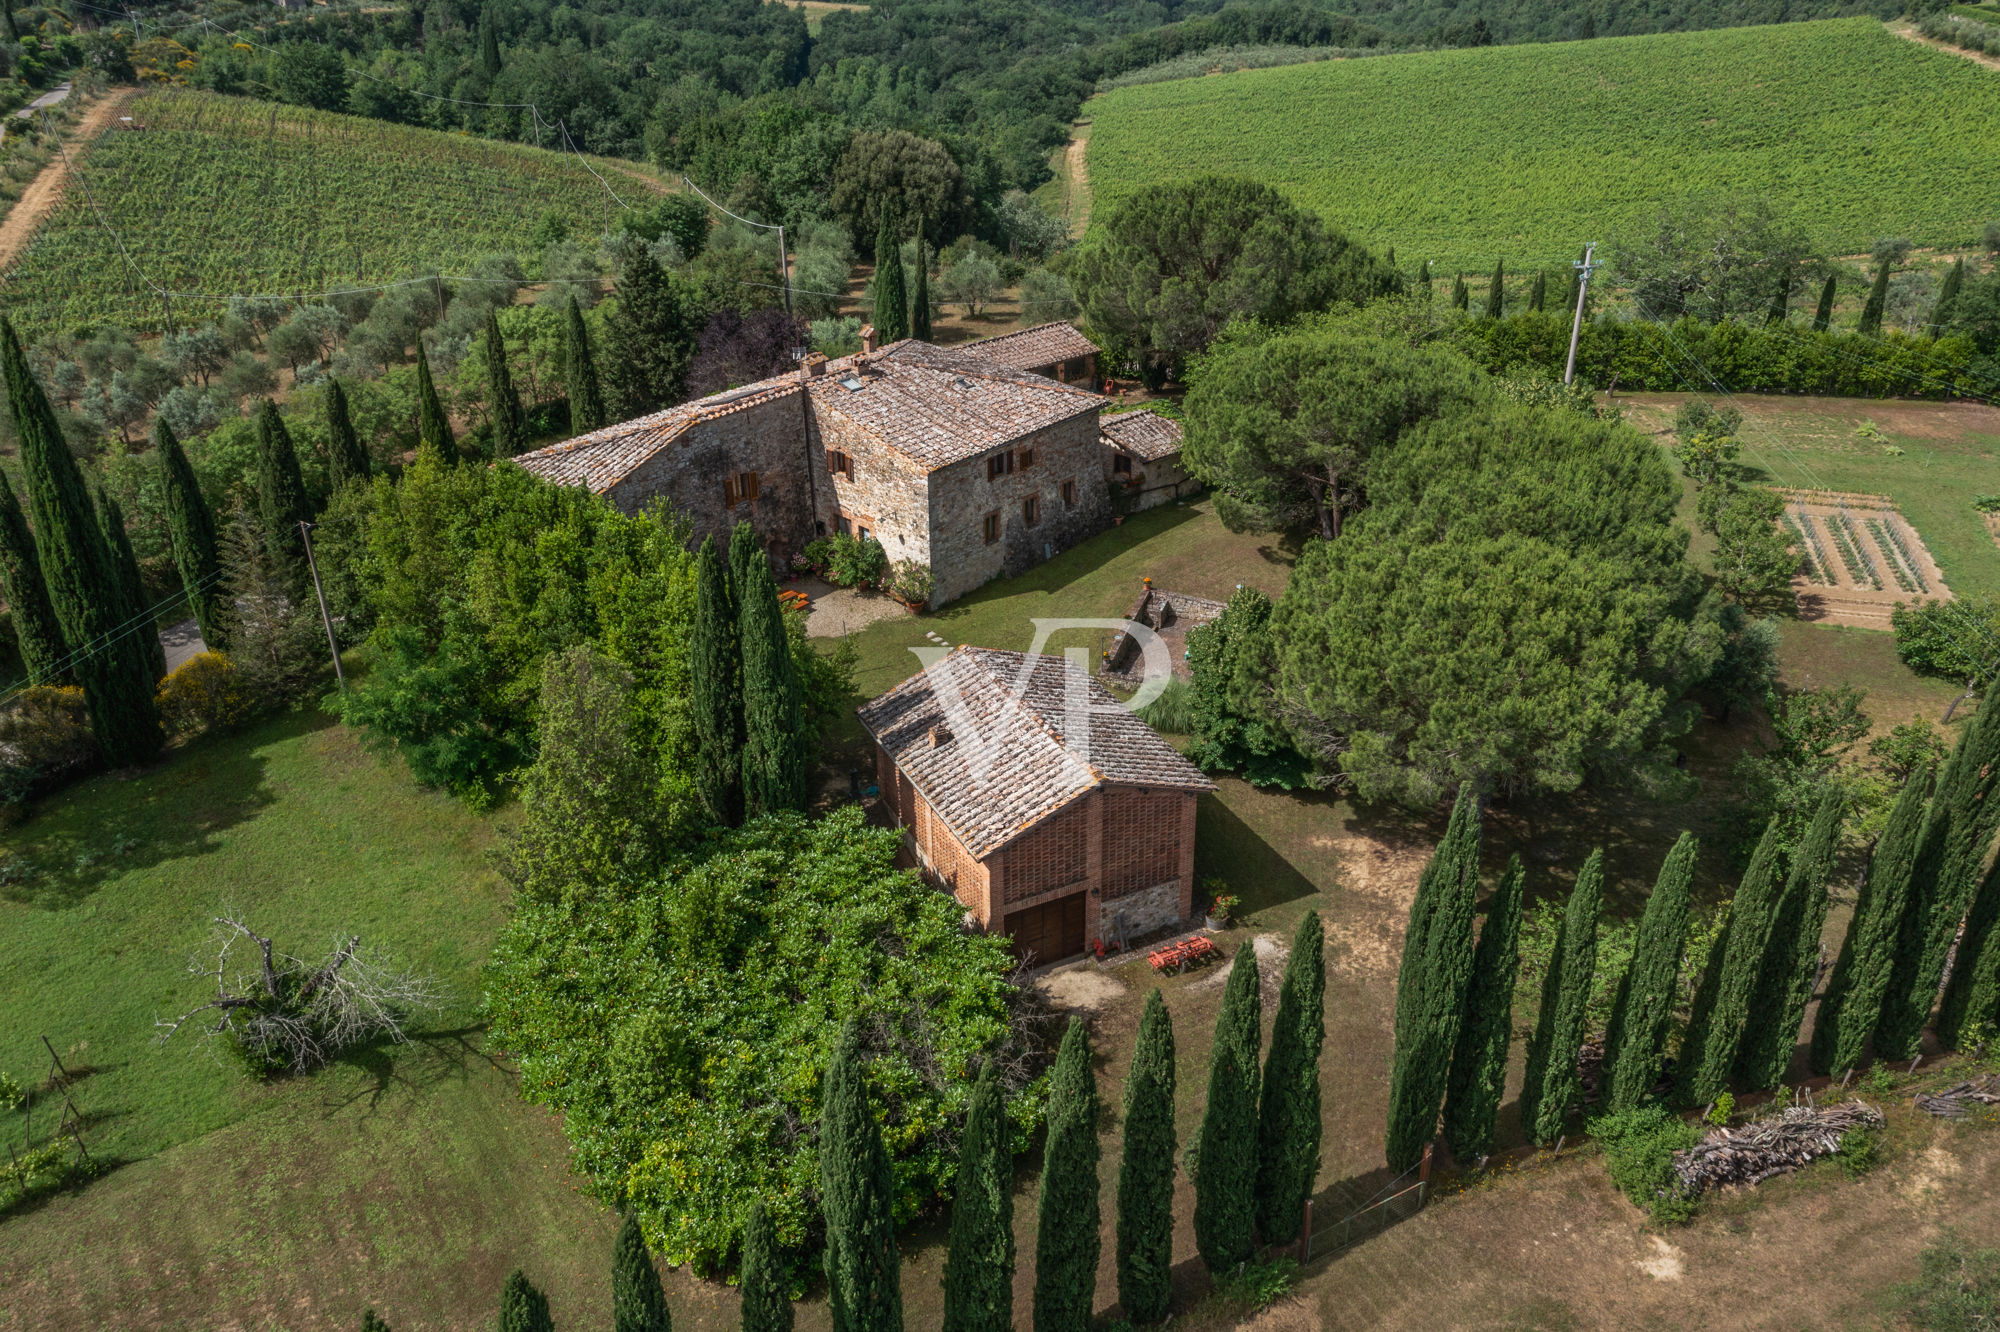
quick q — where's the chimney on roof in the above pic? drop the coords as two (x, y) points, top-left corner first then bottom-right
(861, 324), (879, 355)
(929, 723), (952, 748)
(801, 351), (827, 378)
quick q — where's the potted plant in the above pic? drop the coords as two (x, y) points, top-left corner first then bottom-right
(889, 559), (933, 612)
(1202, 877), (1237, 929)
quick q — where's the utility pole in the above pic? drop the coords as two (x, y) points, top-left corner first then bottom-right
(1563, 242), (1600, 387)
(297, 520), (344, 691)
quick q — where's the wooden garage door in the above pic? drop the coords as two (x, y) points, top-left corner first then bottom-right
(1004, 892), (1086, 965)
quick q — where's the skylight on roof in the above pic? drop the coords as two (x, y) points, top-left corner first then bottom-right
(839, 375), (865, 391)
(952, 376), (973, 390)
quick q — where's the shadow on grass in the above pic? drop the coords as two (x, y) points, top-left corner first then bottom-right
(321, 1024), (505, 1119)
(1194, 791), (1323, 917)
(923, 500), (1205, 626)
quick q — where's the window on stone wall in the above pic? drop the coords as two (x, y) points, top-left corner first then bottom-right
(982, 511), (1000, 544)
(834, 514), (851, 536)
(1112, 453), (1132, 476)
(987, 451), (1014, 481)
(1018, 447), (1035, 469)
(1023, 495), (1040, 527)
(1062, 478), (1077, 508)
(724, 471), (761, 506)
(827, 449), (851, 478)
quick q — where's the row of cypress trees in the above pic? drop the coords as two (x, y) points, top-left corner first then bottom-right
(870, 209), (933, 344)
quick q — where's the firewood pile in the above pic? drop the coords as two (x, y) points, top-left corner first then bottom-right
(1914, 1077), (2000, 1119)
(1671, 1101), (1884, 1193)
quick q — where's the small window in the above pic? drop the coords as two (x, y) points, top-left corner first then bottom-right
(724, 471), (761, 506)
(1018, 447), (1035, 469)
(987, 451), (1015, 481)
(833, 514), (851, 537)
(982, 511), (1000, 544)
(858, 526), (871, 542)
(827, 449), (851, 478)
(1061, 478), (1077, 508)
(1112, 453), (1132, 476)
(1023, 496), (1041, 527)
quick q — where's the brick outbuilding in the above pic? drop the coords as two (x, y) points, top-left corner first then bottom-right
(857, 647), (1216, 965)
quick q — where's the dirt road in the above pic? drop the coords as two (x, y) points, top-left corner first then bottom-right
(1890, 19), (2000, 72)
(0, 87), (138, 272)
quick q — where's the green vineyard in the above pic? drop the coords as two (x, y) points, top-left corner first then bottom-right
(0, 87), (665, 334)
(1086, 18), (2000, 273)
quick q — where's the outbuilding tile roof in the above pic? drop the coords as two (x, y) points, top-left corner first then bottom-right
(857, 646), (1215, 859)
(511, 376), (801, 493)
(1100, 409), (1184, 462)
(970, 320), (1101, 371)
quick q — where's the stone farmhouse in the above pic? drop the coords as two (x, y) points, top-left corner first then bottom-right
(512, 323), (1186, 607)
(858, 646), (1216, 964)
(1101, 408), (1197, 512)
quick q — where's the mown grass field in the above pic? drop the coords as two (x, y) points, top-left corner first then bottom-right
(1, 86), (666, 335)
(1085, 18), (2000, 272)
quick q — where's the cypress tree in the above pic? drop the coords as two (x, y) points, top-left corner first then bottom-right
(1385, 246), (1395, 271)
(733, 523), (810, 816)
(1519, 849), (1604, 1145)
(1116, 990), (1176, 1326)
(484, 312), (528, 458)
(1, 0), (16, 43)
(498, 1269), (555, 1332)
(565, 294), (608, 435)
(1858, 259), (1891, 336)
(1194, 940), (1260, 1274)
(361, 1311), (391, 1332)
(3, 316), (161, 765)
(1738, 788), (1845, 1091)
(820, 1019), (903, 1332)
(1673, 817), (1785, 1108)
(1484, 259), (1504, 319)
(155, 417), (225, 650)
(602, 243), (702, 419)
(1418, 261), (1433, 299)
(1811, 761), (1936, 1076)
(1441, 858), (1524, 1159)
(95, 488), (166, 684)
(1034, 1018), (1100, 1332)
(1528, 269), (1547, 313)
(1385, 783), (1480, 1172)
(1766, 265), (1792, 324)
(692, 535), (745, 825)
(1599, 833), (1697, 1113)
(1255, 910), (1326, 1243)
(1943, 854), (2000, 1050)
(942, 1061), (1012, 1332)
(324, 377), (370, 489)
(1450, 272), (1469, 311)
(414, 341), (454, 462)
(1812, 275), (1837, 332)
(873, 209), (909, 344)
(1929, 256), (1966, 333)
(1936, 697), (2000, 1044)
(911, 219), (933, 342)
(740, 1203), (795, 1332)
(612, 1212), (672, 1332)
(254, 398), (312, 598)
(0, 468), (66, 683)
(479, 3), (502, 76)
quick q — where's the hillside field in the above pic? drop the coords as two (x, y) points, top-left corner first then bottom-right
(1085, 18), (2000, 272)
(0, 87), (665, 335)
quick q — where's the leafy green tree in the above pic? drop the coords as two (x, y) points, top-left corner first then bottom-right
(603, 244), (703, 419)
(943, 1061), (1012, 1332)
(911, 224), (933, 342)
(1674, 818), (1785, 1107)
(732, 523), (810, 816)
(360, 1310), (391, 1332)
(1442, 858), (1523, 1159)
(1034, 1019), (1099, 1331)
(1858, 258), (1892, 336)
(1520, 849), (1604, 1145)
(1612, 197), (1819, 323)
(1738, 787), (1844, 1090)
(1600, 833), (1697, 1112)
(1195, 940), (1260, 1272)
(1813, 275), (1837, 331)
(829, 130), (968, 244)
(820, 1020), (904, 1332)
(873, 209), (910, 344)
(565, 294), (609, 434)
(323, 377), (370, 489)
(94, 488), (166, 683)
(498, 1269), (554, 1332)
(1891, 597), (2000, 695)
(1181, 327), (1485, 539)
(740, 1204), (794, 1332)
(0, 468), (67, 683)
(1183, 587), (1310, 789)
(1929, 257), (1966, 333)
(1066, 176), (1397, 384)
(692, 535), (745, 825)
(1256, 910), (1326, 1242)
(1117, 990), (1176, 1325)
(272, 41), (348, 111)
(1707, 486), (1799, 611)
(414, 341), (454, 462)
(1386, 784), (1480, 1171)
(1811, 762), (1936, 1075)
(3, 316), (161, 765)
(484, 312), (528, 458)
(613, 1212), (673, 1332)
(1484, 259), (1504, 319)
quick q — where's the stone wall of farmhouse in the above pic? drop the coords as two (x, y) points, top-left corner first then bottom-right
(1106, 449), (1197, 513)
(925, 412), (1111, 607)
(603, 390), (817, 560)
(809, 408), (933, 568)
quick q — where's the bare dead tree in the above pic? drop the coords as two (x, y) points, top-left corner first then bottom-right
(156, 916), (443, 1073)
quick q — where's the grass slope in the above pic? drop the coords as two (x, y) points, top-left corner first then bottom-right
(2, 86), (662, 335)
(1086, 18), (2000, 272)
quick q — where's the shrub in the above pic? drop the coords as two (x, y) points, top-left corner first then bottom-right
(1589, 1106), (1702, 1223)
(824, 532), (888, 588)
(1893, 596), (2000, 688)
(1134, 676), (1195, 733)
(0, 1142), (100, 1216)
(1898, 1231), (2000, 1330)
(887, 559), (933, 605)
(0, 686), (98, 816)
(1836, 1127), (1879, 1179)
(1217, 1257), (1298, 1308)
(0, 1068), (23, 1111)
(155, 652), (253, 736)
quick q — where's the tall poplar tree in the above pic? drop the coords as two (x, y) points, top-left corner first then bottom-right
(1738, 788), (1845, 1090)
(1812, 275), (1837, 332)
(740, 1204), (795, 1332)
(3, 316), (161, 765)
(691, 535), (744, 825)
(95, 489), (166, 683)
(1117, 990), (1176, 1326)
(1929, 256), (1966, 333)
(874, 209), (910, 343)
(611, 1213), (672, 1332)
(1256, 910), (1326, 1243)
(414, 341), (455, 461)
(1034, 1019), (1099, 1332)
(254, 398), (311, 596)
(1484, 260), (1505, 319)
(484, 312), (528, 458)
(0, 468), (66, 682)
(498, 1269), (555, 1332)
(732, 523), (810, 816)
(820, 1020), (902, 1332)
(565, 294), (609, 434)
(1673, 818), (1785, 1108)
(1599, 833), (1697, 1113)
(1811, 761), (1936, 1076)
(1442, 858), (1523, 1159)
(943, 1061), (1012, 1332)
(155, 418), (224, 649)
(1385, 783), (1480, 1172)
(912, 219), (933, 342)
(1519, 850), (1603, 1145)
(323, 377), (370, 489)
(1858, 259), (1891, 336)
(1195, 940), (1260, 1274)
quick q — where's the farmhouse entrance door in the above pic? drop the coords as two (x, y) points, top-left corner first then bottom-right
(1004, 892), (1086, 965)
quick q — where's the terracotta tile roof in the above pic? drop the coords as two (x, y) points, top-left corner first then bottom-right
(511, 375), (802, 493)
(808, 340), (1103, 471)
(857, 646), (1215, 859)
(1101, 409), (1184, 462)
(969, 320), (1101, 371)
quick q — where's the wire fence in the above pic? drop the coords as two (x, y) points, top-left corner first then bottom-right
(1298, 1143), (1430, 1262)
